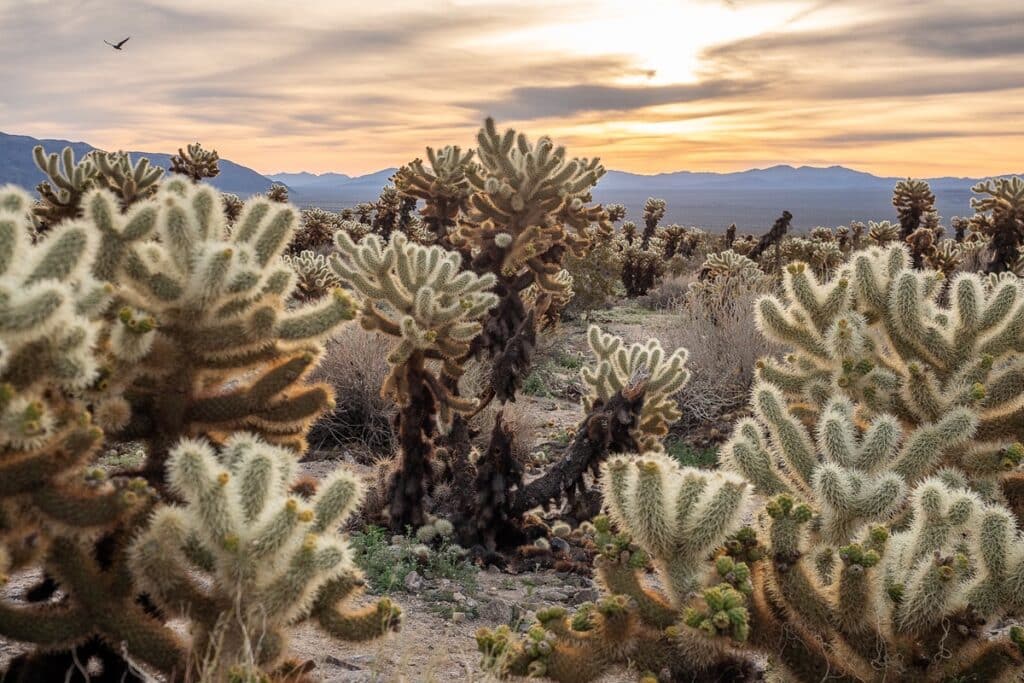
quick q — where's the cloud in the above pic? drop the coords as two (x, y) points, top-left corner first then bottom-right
(1, 0), (1022, 176)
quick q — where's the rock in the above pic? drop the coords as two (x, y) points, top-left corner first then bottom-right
(403, 570), (424, 591)
(477, 596), (516, 622)
(451, 611), (466, 623)
(572, 588), (600, 604)
(537, 587), (571, 602)
(452, 592), (466, 602)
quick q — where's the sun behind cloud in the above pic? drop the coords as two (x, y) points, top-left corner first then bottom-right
(0, 0), (1022, 176)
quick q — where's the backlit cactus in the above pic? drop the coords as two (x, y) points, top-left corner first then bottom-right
(971, 176), (1024, 274)
(170, 142), (221, 182)
(893, 178), (936, 239)
(754, 245), (1024, 500)
(331, 230), (497, 528)
(283, 249), (342, 302)
(478, 458), (757, 681)
(130, 434), (399, 680)
(580, 326), (689, 452)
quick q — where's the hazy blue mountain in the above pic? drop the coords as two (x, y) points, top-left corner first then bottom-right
(4, 131), (1019, 232)
(0, 132), (275, 197)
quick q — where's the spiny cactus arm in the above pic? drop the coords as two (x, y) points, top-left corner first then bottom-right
(29, 475), (151, 528)
(750, 383), (817, 489)
(128, 507), (223, 624)
(602, 454), (749, 602)
(0, 595), (91, 647)
(47, 535), (188, 676)
(782, 262), (851, 333)
(31, 146), (98, 228)
(593, 553), (677, 628)
(312, 574), (401, 641)
(720, 418), (792, 496)
(963, 504), (1024, 615)
(890, 407), (978, 482)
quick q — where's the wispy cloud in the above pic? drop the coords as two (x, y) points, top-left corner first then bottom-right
(0, 0), (1022, 176)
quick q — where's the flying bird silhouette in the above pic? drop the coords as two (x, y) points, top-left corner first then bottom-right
(104, 36), (130, 50)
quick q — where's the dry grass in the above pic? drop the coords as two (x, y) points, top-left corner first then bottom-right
(660, 277), (781, 430)
(309, 326), (395, 460)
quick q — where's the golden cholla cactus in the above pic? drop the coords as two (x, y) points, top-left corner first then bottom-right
(89, 179), (355, 461)
(581, 325), (689, 451)
(31, 145), (99, 230)
(893, 178), (936, 239)
(478, 457), (757, 681)
(170, 142), (220, 182)
(282, 249), (342, 302)
(393, 146), (476, 249)
(331, 230), (497, 528)
(754, 246), (1024, 502)
(130, 434), (399, 680)
(867, 219), (900, 245)
(89, 150), (164, 209)
(971, 176), (1024, 274)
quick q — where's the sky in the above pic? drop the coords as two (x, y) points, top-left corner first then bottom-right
(1, 0), (1023, 177)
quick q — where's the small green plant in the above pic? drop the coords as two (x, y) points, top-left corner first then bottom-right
(666, 439), (718, 469)
(351, 525), (478, 596)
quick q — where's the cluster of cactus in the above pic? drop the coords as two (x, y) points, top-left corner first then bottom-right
(580, 326), (689, 452)
(31, 145), (164, 230)
(288, 207), (342, 253)
(618, 198), (668, 297)
(754, 244), (1024, 509)
(0, 145), (397, 680)
(893, 178), (938, 239)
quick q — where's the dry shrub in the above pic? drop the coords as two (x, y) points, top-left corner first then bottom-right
(660, 276), (781, 432)
(308, 325), (395, 458)
(638, 273), (694, 310)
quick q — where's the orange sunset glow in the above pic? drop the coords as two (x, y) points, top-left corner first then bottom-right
(2, 0), (1023, 176)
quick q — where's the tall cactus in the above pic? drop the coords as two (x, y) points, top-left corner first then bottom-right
(971, 176), (1024, 274)
(331, 230), (498, 529)
(130, 434), (399, 680)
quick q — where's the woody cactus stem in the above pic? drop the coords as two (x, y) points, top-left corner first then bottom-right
(331, 231), (498, 529)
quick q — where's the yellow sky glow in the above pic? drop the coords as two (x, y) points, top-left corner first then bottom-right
(1, 0), (1022, 177)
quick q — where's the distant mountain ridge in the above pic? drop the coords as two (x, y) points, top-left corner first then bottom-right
(2, 131), (1019, 231)
(0, 132), (273, 197)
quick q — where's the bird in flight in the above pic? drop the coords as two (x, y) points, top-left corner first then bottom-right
(104, 36), (130, 50)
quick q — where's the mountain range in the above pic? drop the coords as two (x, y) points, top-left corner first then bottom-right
(3, 131), (1017, 232)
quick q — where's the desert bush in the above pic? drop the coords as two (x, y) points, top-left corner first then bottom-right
(309, 325), (396, 457)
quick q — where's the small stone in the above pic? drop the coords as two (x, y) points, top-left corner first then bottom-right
(537, 588), (570, 602)
(453, 592), (466, 603)
(572, 588), (599, 604)
(452, 611), (466, 623)
(403, 570), (424, 591)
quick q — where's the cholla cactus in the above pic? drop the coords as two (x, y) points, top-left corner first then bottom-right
(282, 250), (342, 302)
(31, 145), (98, 229)
(640, 197), (666, 247)
(868, 219), (900, 245)
(971, 176), (1024, 274)
(290, 207), (341, 253)
(331, 230), (497, 528)
(0, 184), (175, 674)
(699, 250), (761, 280)
(393, 145), (475, 250)
(266, 183), (289, 203)
(170, 142), (220, 182)
(220, 192), (244, 225)
(478, 457), (757, 681)
(722, 382), (981, 545)
(130, 434), (399, 679)
(522, 269), (574, 326)
(755, 246), (1023, 474)
(924, 237), (963, 275)
(580, 326), (689, 452)
(88, 181), (355, 463)
(89, 150), (164, 208)
(893, 178), (936, 239)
